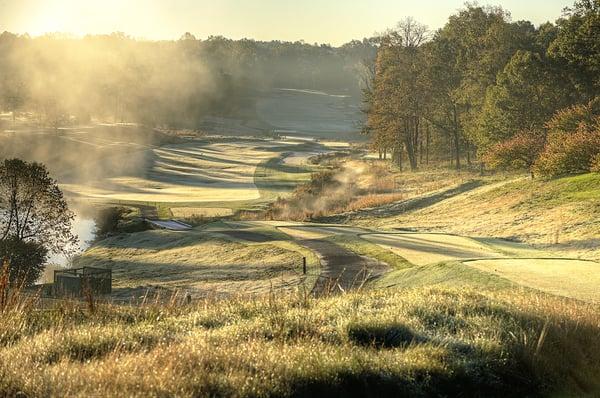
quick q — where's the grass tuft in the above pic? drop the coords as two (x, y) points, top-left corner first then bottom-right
(0, 285), (599, 397)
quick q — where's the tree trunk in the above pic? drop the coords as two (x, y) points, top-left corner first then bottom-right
(405, 137), (417, 171)
(393, 144), (403, 172)
(399, 148), (403, 171)
(425, 123), (430, 165)
(466, 145), (471, 165)
(453, 106), (461, 171)
(413, 116), (420, 166)
(403, 118), (417, 171)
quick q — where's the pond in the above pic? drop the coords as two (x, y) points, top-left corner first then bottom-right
(47, 213), (97, 267)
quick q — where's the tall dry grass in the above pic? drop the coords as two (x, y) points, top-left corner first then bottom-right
(0, 284), (599, 397)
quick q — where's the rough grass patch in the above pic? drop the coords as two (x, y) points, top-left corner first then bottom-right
(0, 286), (599, 397)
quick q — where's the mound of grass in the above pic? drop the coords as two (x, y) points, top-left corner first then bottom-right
(483, 173), (600, 208)
(374, 261), (516, 290)
(1, 286), (599, 397)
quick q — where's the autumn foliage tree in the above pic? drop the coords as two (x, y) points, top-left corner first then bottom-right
(365, 1), (599, 170)
(534, 122), (600, 177)
(483, 131), (546, 177)
(366, 17), (430, 171)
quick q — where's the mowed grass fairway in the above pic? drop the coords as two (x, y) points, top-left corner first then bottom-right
(62, 138), (316, 208)
(73, 223), (319, 299)
(469, 258), (600, 303)
(362, 233), (502, 264)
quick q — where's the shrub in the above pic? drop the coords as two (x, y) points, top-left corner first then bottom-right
(545, 97), (600, 135)
(591, 153), (600, 173)
(0, 236), (48, 286)
(95, 207), (125, 237)
(294, 170), (338, 197)
(534, 125), (600, 177)
(483, 131), (546, 175)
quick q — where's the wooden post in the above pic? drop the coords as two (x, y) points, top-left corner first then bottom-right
(302, 257), (307, 275)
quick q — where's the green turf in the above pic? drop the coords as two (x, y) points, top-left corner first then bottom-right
(373, 261), (516, 290)
(326, 234), (414, 270)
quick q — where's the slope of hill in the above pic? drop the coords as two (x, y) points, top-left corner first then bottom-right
(349, 173), (600, 261)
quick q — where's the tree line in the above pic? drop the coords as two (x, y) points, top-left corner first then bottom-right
(364, 0), (600, 175)
(0, 32), (376, 129)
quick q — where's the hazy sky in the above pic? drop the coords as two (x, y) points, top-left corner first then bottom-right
(0, 0), (573, 45)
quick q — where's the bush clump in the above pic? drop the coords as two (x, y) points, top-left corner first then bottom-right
(545, 98), (600, 136)
(483, 130), (546, 176)
(534, 125), (600, 177)
(94, 207), (147, 237)
(0, 237), (47, 286)
(486, 99), (600, 178)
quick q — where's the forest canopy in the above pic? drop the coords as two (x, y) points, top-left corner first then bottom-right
(363, 0), (600, 174)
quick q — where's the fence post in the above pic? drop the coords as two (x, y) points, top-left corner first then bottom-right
(302, 257), (307, 275)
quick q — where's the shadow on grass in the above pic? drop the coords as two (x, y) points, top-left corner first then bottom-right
(347, 323), (427, 348)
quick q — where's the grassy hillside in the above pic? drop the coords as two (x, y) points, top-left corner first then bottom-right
(1, 282), (599, 397)
(353, 173), (600, 261)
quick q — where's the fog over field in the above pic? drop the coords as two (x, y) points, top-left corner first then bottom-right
(256, 88), (362, 137)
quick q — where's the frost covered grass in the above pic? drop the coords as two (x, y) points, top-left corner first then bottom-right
(1, 284), (599, 397)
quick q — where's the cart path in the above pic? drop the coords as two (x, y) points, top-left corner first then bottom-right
(217, 223), (389, 295)
(294, 238), (388, 296)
